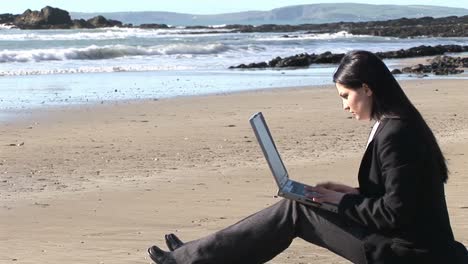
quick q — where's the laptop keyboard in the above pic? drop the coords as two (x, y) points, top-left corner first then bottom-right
(290, 181), (305, 195)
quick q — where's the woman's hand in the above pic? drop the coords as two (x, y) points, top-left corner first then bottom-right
(305, 186), (346, 205)
(305, 182), (358, 205)
(315, 182), (359, 194)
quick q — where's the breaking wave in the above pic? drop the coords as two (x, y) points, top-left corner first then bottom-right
(0, 43), (232, 63)
(255, 31), (370, 41)
(0, 27), (234, 41)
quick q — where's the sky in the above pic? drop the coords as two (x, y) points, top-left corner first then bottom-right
(2, 0), (468, 14)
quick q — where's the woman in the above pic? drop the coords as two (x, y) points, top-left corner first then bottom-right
(148, 51), (467, 264)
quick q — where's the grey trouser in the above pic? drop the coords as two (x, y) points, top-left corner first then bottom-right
(168, 199), (368, 264)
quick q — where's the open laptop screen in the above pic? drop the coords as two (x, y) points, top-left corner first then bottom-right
(250, 112), (288, 187)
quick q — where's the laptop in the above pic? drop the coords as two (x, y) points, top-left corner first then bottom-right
(249, 112), (338, 213)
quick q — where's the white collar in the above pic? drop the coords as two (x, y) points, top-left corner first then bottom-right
(366, 121), (380, 148)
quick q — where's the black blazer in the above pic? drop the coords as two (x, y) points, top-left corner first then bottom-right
(338, 118), (467, 264)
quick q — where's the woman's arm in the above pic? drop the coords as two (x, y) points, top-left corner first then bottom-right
(316, 182), (359, 194)
(337, 127), (423, 231)
(305, 183), (359, 205)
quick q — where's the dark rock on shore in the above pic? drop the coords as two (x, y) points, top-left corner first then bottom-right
(375, 45), (468, 59)
(72, 17), (129, 29)
(224, 15), (468, 38)
(71, 19), (89, 28)
(230, 51), (346, 69)
(161, 15), (466, 38)
(87, 15), (122, 28)
(395, 55), (468, 76)
(14, 6), (72, 29)
(139, 23), (169, 29)
(192, 15), (468, 38)
(347, 16), (468, 38)
(234, 52), (468, 76)
(0, 13), (16, 24)
(1, 6), (126, 29)
(233, 62), (269, 69)
(230, 45), (468, 70)
(273, 54), (311, 67)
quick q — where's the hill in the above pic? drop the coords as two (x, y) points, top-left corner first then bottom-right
(71, 3), (468, 26)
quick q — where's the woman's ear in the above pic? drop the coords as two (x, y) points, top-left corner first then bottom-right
(362, 83), (373, 96)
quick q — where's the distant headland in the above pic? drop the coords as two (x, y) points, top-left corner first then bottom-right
(0, 6), (467, 39)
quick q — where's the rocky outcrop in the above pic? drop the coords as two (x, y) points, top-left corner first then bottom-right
(14, 6), (72, 29)
(394, 55), (468, 75)
(375, 45), (468, 59)
(153, 15), (468, 38)
(1, 6), (125, 29)
(229, 45), (468, 71)
(71, 19), (89, 29)
(230, 52), (344, 69)
(70, 16), (126, 29)
(87, 15), (122, 28)
(224, 16), (468, 37)
(0, 13), (16, 24)
(347, 16), (468, 38)
(139, 23), (170, 29)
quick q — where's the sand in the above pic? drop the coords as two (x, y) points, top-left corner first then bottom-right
(1, 79), (467, 264)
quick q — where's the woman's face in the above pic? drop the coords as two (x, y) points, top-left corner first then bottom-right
(336, 83), (373, 121)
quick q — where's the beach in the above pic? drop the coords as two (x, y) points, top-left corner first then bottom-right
(1, 78), (467, 263)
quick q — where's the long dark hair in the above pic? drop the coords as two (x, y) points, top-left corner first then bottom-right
(333, 50), (448, 182)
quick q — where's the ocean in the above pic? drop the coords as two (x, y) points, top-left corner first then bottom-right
(0, 27), (467, 115)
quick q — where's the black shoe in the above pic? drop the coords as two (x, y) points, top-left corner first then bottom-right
(165, 233), (184, 251)
(148, 245), (171, 264)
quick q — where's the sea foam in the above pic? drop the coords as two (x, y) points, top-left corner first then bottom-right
(0, 65), (194, 76)
(0, 43), (232, 63)
(0, 27), (233, 41)
(255, 31), (369, 41)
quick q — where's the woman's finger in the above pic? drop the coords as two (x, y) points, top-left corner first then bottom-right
(315, 182), (331, 188)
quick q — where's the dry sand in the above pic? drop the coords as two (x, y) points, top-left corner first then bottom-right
(1, 79), (467, 263)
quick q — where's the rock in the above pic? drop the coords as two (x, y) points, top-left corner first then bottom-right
(393, 55), (466, 76)
(14, 6), (71, 29)
(139, 23), (169, 29)
(6, 6), (125, 29)
(391, 69), (402, 74)
(401, 67), (412, 73)
(0, 13), (17, 24)
(225, 15), (468, 38)
(87, 15), (122, 28)
(229, 45), (468, 69)
(430, 55), (468, 68)
(229, 62), (268, 69)
(347, 15), (468, 38)
(268, 57), (282, 67)
(434, 68), (464, 75)
(275, 53), (311, 67)
(411, 64), (424, 71)
(312, 51), (344, 64)
(71, 19), (89, 29)
(428, 55), (467, 75)
(41, 6), (71, 25)
(375, 45), (468, 59)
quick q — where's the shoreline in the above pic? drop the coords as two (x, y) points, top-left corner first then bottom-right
(1, 70), (467, 122)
